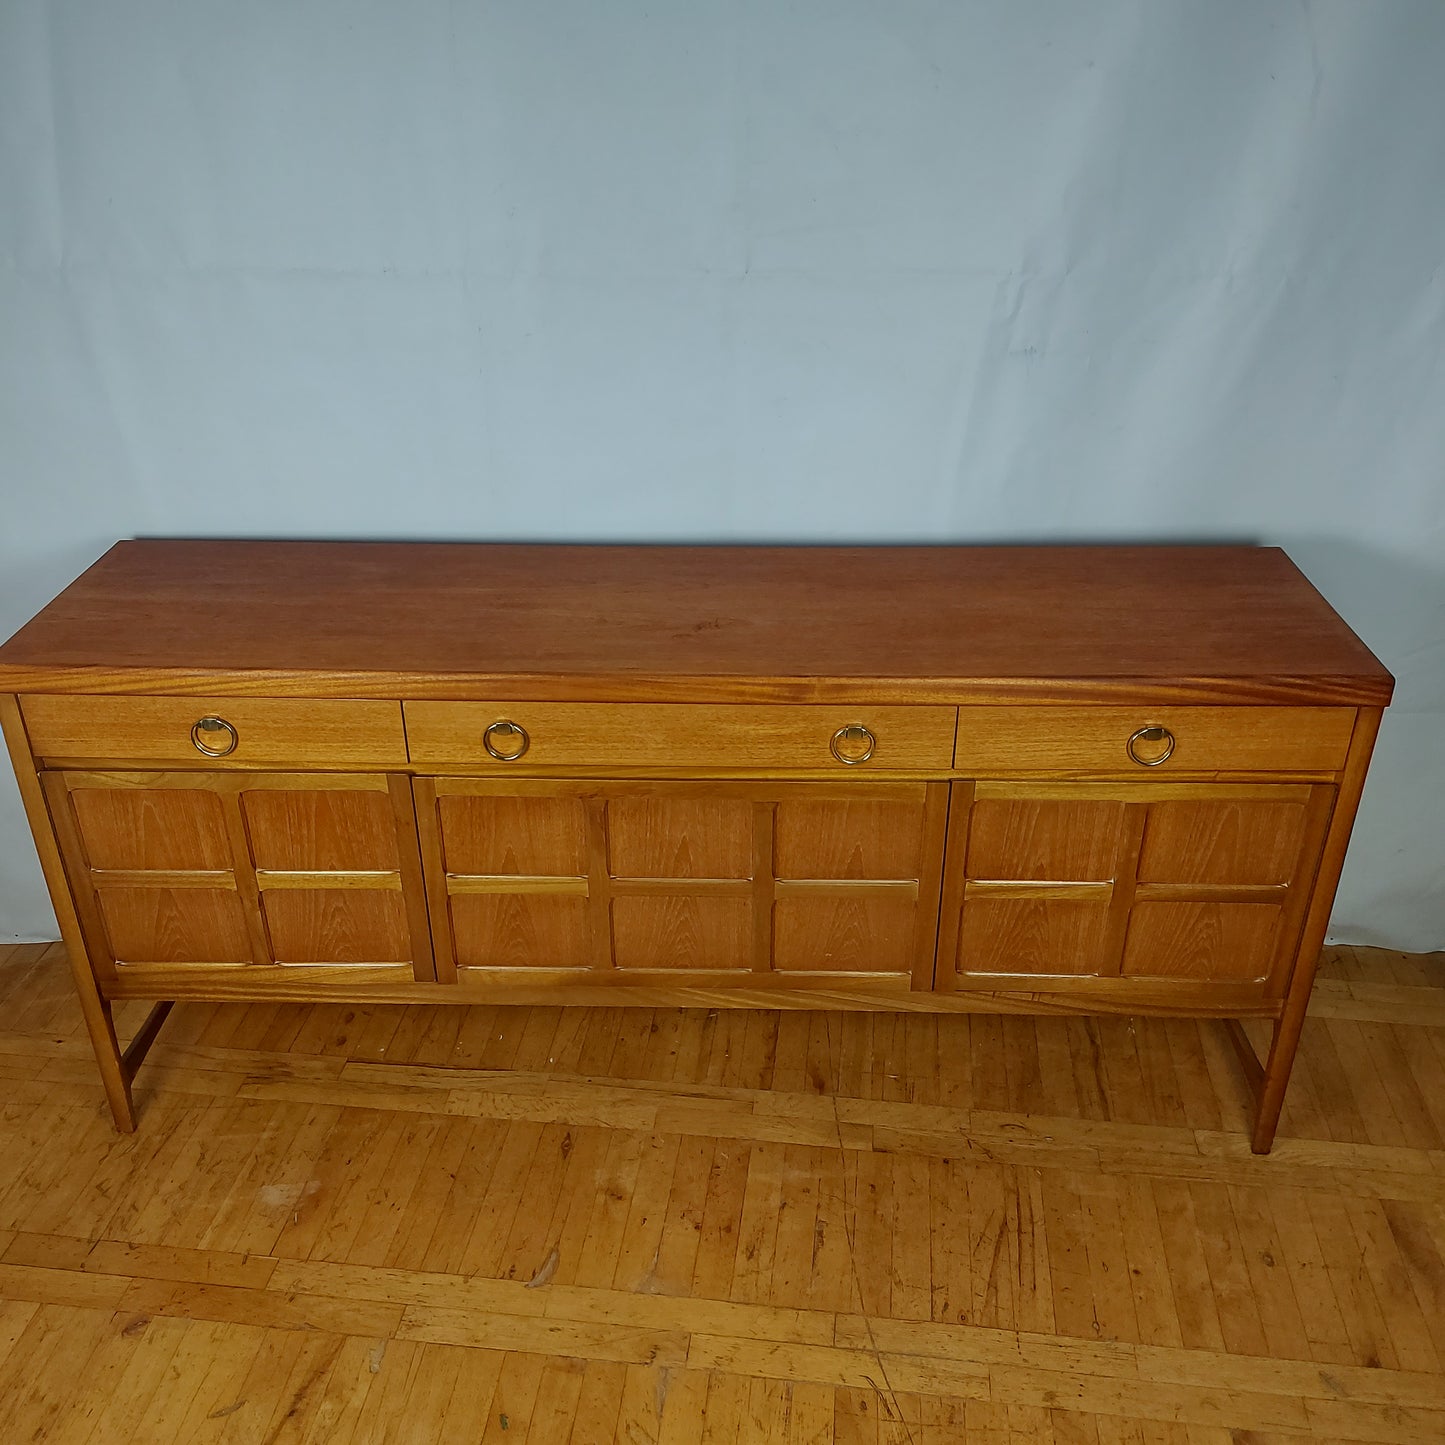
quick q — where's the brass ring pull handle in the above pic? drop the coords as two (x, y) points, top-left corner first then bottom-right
(483, 719), (530, 761)
(1127, 724), (1175, 767)
(191, 716), (239, 757)
(830, 723), (877, 766)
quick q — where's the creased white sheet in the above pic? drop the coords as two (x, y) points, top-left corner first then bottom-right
(1, 1), (1442, 946)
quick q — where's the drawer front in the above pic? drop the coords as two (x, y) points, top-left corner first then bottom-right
(405, 702), (958, 772)
(953, 706), (1354, 774)
(21, 695), (407, 767)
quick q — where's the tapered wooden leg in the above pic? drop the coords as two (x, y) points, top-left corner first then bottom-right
(81, 994), (138, 1133)
(64, 995), (174, 1135)
(1, 694), (139, 1131)
(1222, 1016), (1291, 1155)
(1250, 1019), (1297, 1154)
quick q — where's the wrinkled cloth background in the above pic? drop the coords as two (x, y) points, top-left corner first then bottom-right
(2, 1), (1442, 947)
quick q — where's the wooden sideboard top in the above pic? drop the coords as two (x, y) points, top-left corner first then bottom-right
(0, 540), (1393, 706)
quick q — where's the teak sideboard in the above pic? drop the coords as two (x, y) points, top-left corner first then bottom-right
(0, 541), (1393, 1152)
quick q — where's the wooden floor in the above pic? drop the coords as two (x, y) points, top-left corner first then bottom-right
(0, 947), (1442, 1442)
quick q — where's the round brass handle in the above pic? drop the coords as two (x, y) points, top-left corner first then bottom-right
(191, 716), (239, 758)
(483, 719), (530, 762)
(830, 723), (877, 766)
(1127, 724), (1175, 767)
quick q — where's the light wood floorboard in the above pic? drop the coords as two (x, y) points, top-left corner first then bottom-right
(0, 941), (1442, 1441)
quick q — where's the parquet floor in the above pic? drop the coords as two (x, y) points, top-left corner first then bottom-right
(0, 944), (1442, 1442)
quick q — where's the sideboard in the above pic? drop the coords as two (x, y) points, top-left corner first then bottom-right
(0, 541), (1392, 1151)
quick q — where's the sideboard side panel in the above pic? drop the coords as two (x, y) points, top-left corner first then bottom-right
(0, 694), (136, 1130)
(1252, 706), (1384, 1152)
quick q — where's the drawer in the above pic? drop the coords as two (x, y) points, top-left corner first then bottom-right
(952, 706), (1355, 774)
(21, 695), (407, 767)
(405, 702), (958, 771)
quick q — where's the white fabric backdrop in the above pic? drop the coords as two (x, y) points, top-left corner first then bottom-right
(2, 1), (1442, 947)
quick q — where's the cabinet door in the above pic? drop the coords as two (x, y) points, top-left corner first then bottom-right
(44, 771), (434, 984)
(937, 781), (1335, 1000)
(415, 779), (949, 986)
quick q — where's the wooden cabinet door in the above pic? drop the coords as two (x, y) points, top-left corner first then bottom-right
(937, 781), (1335, 1001)
(415, 779), (949, 986)
(44, 770), (434, 984)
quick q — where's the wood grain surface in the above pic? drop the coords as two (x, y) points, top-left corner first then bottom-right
(0, 541), (1394, 704)
(44, 769), (436, 984)
(0, 938), (1441, 1442)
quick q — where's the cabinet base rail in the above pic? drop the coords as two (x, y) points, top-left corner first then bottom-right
(104, 991), (1293, 1153)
